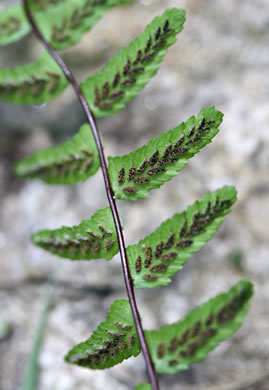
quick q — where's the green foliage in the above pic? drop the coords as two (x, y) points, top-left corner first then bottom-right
(0, 0), (133, 48)
(127, 186), (237, 288)
(65, 299), (140, 369)
(145, 280), (253, 374)
(0, 5), (30, 46)
(28, 0), (66, 12)
(81, 8), (186, 118)
(109, 107), (223, 201)
(38, 0), (135, 50)
(4, 3), (253, 387)
(0, 50), (67, 105)
(65, 281), (253, 373)
(15, 124), (99, 185)
(32, 207), (119, 261)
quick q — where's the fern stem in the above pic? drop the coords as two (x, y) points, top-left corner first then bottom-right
(22, 1), (160, 389)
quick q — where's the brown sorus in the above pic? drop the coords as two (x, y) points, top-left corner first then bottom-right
(174, 133), (185, 147)
(154, 26), (161, 40)
(158, 158), (177, 166)
(155, 242), (164, 258)
(176, 239), (193, 248)
(168, 360), (179, 366)
(109, 90), (124, 100)
(105, 239), (114, 250)
(163, 19), (169, 31)
(191, 321), (201, 337)
(112, 72), (120, 87)
(99, 101), (113, 109)
(205, 313), (214, 327)
(161, 252), (177, 261)
(123, 59), (131, 75)
(198, 117), (206, 130)
(150, 263), (167, 272)
(136, 256), (142, 273)
(128, 166), (137, 181)
(165, 233), (175, 249)
(188, 125), (195, 137)
(157, 342), (165, 359)
(115, 322), (133, 331)
(133, 49), (142, 65)
(129, 67), (144, 75)
(145, 247), (152, 267)
(147, 167), (165, 176)
(143, 274), (157, 280)
(99, 225), (112, 236)
(137, 159), (148, 174)
(134, 177), (149, 184)
(123, 186), (137, 193)
(102, 82), (110, 99)
(153, 39), (166, 50)
(145, 36), (152, 52)
(163, 144), (173, 157)
(149, 150), (159, 165)
(141, 52), (156, 63)
(168, 337), (179, 353)
(121, 77), (136, 86)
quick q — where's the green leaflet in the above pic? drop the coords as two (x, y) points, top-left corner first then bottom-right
(27, 0), (68, 12)
(0, 5), (30, 46)
(0, 51), (67, 105)
(145, 280), (253, 374)
(65, 299), (140, 369)
(109, 107), (223, 201)
(28, 0), (133, 13)
(127, 186), (237, 288)
(32, 207), (119, 261)
(81, 8), (186, 118)
(38, 0), (135, 50)
(134, 385), (152, 390)
(15, 124), (99, 185)
(0, 0), (133, 48)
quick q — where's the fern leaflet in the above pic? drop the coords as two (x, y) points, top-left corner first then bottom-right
(65, 299), (140, 369)
(134, 385), (152, 390)
(81, 8), (186, 118)
(127, 186), (237, 288)
(0, 51), (67, 105)
(0, 5), (30, 46)
(0, 0), (133, 48)
(32, 207), (119, 261)
(15, 124), (99, 185)
(109, 107), (223, 201)
(37, 0), (135, 50)
(145, 280), (253, 374)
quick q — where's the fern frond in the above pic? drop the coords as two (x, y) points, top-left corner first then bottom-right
(32, 207), (119, 261)
(0, 51), (67, 105)
(145, 280), (253, 374)
(0, 5), (30, 46)
(38, 0), (135, 50)
(127, 186), (237, 288)
(109, 107), (223, 201)
(65, 299), (140, 369)
(15, 124), (99, 185)
(81, 8), (186, 118)
(0, 1), (133, 48)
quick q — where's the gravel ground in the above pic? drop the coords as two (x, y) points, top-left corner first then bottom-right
(0, 1), (269, 390)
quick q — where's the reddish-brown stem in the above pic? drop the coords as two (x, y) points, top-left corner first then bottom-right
(22, 1), (160, 389)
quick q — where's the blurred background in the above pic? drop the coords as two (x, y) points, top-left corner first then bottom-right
(0, 0), (269, 389)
